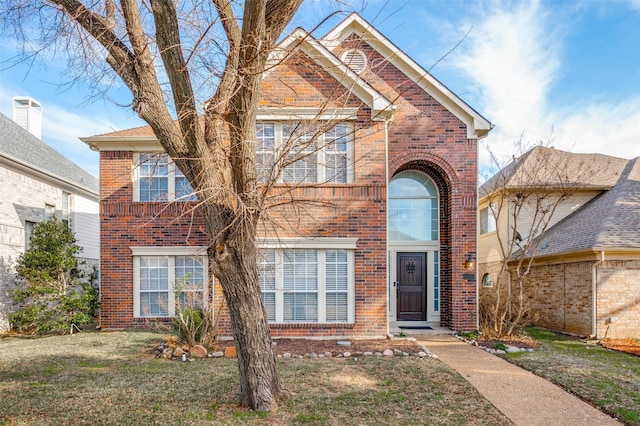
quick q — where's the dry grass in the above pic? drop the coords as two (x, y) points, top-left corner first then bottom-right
(0, 331), (511, 425)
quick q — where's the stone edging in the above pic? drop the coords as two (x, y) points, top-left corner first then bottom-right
(453, 333), (534, 355)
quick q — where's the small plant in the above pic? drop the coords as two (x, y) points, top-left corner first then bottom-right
(397, 331), (407, 337)
(171, 272), (223, 348)
(494, 343), (508, 351)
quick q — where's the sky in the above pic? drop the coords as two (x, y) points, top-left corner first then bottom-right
(1, 0), (639, 178)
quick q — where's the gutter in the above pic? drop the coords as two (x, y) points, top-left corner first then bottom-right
(590, 251), (605, 338)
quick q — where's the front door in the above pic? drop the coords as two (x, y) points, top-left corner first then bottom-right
(396, 252), (426, 321)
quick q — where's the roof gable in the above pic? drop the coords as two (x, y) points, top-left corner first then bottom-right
(321, 13), (492, 139)
(480, 146), (628, 200)
(267, 27), (394, 121)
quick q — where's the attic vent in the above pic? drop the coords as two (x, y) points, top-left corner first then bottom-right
(341, 49), (367, 74)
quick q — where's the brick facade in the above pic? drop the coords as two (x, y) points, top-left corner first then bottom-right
(94, 13), (488, 335)
(480, 259), (640, 338)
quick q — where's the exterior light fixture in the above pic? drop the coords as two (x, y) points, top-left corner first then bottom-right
(465, 254), (475, 270)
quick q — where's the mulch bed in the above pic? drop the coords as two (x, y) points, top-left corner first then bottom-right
(600, 338), (640, 357)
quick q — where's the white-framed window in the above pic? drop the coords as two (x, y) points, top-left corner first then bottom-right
(256, 122), (353, 184)
(134, 153), (196, 202)
(132, 247), (207, 318)
(257, 238), (356, 324)
(480, 203), (497, 234)
(388, 170), (439, 241)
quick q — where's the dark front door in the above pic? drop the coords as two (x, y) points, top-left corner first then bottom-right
(396, 252), (426, 321)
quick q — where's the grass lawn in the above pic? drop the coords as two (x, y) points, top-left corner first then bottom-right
(0, 331), (511, 425)
(505, 327), (640, 426)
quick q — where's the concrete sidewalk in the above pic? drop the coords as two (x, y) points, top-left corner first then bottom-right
(415, 335), (621, 426)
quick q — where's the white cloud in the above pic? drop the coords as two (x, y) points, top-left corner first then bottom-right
(456, 1), (640, 170)
(630, 0), (640, 12)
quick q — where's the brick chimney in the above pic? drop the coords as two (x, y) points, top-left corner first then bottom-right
(12, 96), (42, 140)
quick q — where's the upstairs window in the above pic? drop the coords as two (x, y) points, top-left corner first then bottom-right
(135, 153), (196, 202)
(480, 204), (497, 234)
(256, 122), (353, 184)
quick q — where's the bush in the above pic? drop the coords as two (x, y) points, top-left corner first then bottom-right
(9, 217), (99, 334)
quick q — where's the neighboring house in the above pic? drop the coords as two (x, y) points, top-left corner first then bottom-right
(478, 146), (640, 338)
(82, 13), (492, 336)
(0, 98), (100, 331)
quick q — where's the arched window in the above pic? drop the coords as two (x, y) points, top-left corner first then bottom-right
(482, 273), (494, 288)
(388, 171), (439, 241)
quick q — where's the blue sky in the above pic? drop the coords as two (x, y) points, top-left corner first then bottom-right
(1, 0), (639, 178)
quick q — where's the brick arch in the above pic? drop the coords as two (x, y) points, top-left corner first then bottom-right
(389, 152), (459, 189)
(390, 158), (455, 328)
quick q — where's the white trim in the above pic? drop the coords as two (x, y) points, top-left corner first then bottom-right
(132, 153), (196, 202)
(259, 237), (358, 250)
(321, 13), (492, 139)
(130, 246), (208, 256)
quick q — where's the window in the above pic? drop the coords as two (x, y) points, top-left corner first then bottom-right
(25, 220), (36, 250)
(135, 153), (195, 202)
(433, 251), (440, 312)
(257, 246), (355, 324)
(388, 171), (439, 241)
(256, 122), (353, 184)
(132, 249), (207, 318)
(44, 204), (55, 221)
(61, 191), (70, 228)
(482, 273), (494, 288)
(480, 204), (497, 234)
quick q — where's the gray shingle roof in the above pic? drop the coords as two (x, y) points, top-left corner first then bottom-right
(0, 113), (98, 194)
(480, 146), (627, 199)
(528, 157), (640, 256)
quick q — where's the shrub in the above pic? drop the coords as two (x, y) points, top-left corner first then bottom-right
(9, 217), (99, 334)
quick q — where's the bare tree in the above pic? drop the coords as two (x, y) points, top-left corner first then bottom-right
(478, 138), (611, 338)
(3, 0), (307, 410)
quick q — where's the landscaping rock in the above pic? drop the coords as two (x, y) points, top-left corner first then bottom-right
(374, 352), (383, 356)
(211, 351), (224, 358)
(337, 341), (352, 346)
(417, 351), (427, 358)
(283, 353), (291, 359)
(309, 352), (318, 358)
(383, 349), (394, 357)
(363, 351), (373, 356)
(190, 345), (207, 358)
(172, 347), (184, 358)
(324, 352), (332, 357)
(343, 352), (351, 357)
(496, 349), (507, 355)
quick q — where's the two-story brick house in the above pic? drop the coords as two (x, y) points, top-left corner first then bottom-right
(82, 13), (491, 336)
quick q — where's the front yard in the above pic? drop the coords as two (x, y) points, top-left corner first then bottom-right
(505, 327), (640, 425)
(0, 331), (509, 425)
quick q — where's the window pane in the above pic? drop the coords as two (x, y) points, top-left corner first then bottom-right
(263, 293), (276, 322)
(283, 124), (318, 183)
(140, 292), (168, 317)
(283, 250), (317, 291)
(326, 250), (348, 291)
(175, 167), (196, 201)
(139, 153), (169, 201)
(284, 293), (318, 322)
(325, 125), (349, 183)
(140, 257), (168, 291)
(256, 124), (275, 182)
(258, 250), (276, 291)
(434, 251), (440, 311)
(326, 293), (348, 322)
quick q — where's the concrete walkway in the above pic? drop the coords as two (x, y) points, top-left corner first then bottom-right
(415, 335), (621, 426)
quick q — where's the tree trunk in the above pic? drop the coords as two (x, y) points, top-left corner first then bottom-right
(212, 231), (283, 411)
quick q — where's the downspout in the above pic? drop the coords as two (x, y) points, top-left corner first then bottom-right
(591, 251), (605, 338)
(384, 117), (392, 339)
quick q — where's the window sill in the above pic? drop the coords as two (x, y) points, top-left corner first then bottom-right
(269, 323), (355, 329)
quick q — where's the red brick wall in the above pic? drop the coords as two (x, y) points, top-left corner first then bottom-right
(98, 33), (480, 334)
